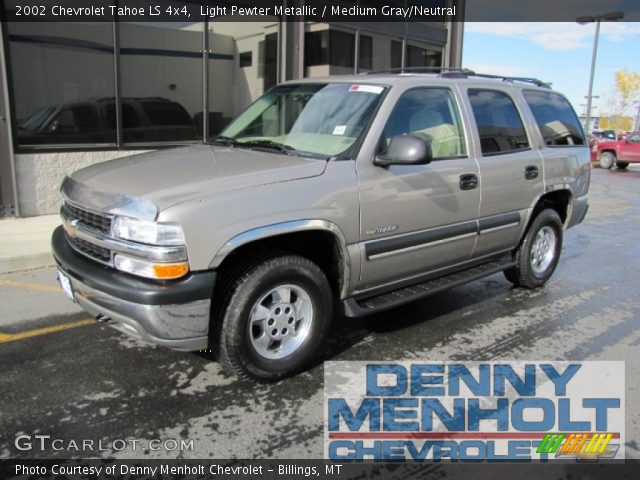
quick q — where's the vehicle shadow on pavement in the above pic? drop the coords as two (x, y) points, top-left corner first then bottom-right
(314, 275), (514, 368)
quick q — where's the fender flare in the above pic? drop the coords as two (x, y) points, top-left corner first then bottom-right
(208, 219), (351, 298)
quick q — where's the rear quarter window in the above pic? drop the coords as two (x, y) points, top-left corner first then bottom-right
(523, 90), (585, 147)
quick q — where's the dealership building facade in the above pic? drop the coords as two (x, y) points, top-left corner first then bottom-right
(0, 3), (463, 218)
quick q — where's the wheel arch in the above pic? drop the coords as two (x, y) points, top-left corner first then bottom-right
(599, 148), (617, 158)
(525, 188), (573, 235)
(209, 220), (351, 299)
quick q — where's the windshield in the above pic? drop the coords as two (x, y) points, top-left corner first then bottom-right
(216, 83), (386, 158)
(19, 106), (56, 131)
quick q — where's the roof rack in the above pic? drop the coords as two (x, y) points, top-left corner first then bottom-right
(362, 66), (551, 89)
(361, 66), (474, 75)
(446, 72), (552, 89)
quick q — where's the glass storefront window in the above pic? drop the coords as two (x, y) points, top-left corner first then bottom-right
(119, 21), (203, 144)
(304, 29), (355, 74)
(390, 40), (403, 69)
(406, 44), (442, 68)
(208, 20), (280, 137)
(5, 21), (116, 147)
(358, 35), (373, 71)
(3, 12), (447, 151)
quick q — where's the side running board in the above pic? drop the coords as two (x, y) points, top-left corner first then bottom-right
(343, 258), (515, 317)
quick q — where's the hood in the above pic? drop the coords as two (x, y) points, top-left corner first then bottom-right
(70, 144), (327, 211)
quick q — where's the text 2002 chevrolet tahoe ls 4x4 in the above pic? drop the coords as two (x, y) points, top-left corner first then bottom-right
(53, 71), (590, 380)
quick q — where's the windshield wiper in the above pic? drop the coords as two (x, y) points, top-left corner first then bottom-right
(238, 139), (297, 154)
(208, 135), (238, 146)
(239, 140), (330, 160)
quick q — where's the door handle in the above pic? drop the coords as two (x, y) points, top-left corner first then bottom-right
(525, 165), (539, 180)
(459, 173), (478, 190)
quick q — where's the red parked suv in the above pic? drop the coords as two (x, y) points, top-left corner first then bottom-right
(592, 131), (640, 169)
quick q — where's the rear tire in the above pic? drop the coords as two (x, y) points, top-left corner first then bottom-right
(616, 162), (629, 170)
(598, 152), (615, 169)
(217, 255), (332, 380)
(504, 209), (563, 289)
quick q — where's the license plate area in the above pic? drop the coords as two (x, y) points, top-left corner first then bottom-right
(56, 269), (76, 303)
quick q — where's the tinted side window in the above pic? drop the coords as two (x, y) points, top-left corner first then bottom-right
(390, 41), (403, 69)
(106, 103), (142, 129)
(122, 104), (142, 128)
(359, 35), (373, 71)
(304, 30), (355, 69)
(141, 102), (193, 126)
(468, 90), (529, 156)
(523, 91), (585, 146)
(304, 31), (328, 67)
(330, 30), (355, 68)
(52, 106), (99, 134)
(384, 88), (466, 159)
(239, 51), (252, 68)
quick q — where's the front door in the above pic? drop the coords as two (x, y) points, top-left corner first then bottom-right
(620, 133), (640, 162)
(357, 86), (480, 292)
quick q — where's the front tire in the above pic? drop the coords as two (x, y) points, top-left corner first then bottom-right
(218, 255), (332, 380)
(504, 209), (563, 289)
(598, 152), (615, 169)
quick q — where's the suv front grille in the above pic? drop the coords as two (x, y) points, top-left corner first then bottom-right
(67, 235), (112, 264)
(62, 202), (112, 234)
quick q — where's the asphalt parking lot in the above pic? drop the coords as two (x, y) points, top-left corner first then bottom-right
(1, 167), (639, 461)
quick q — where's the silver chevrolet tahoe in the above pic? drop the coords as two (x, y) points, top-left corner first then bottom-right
(52, 70), (590, 380)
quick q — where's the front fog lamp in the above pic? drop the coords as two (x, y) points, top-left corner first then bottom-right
(114, 254), (189, 280)
(112, 217), (185, 246)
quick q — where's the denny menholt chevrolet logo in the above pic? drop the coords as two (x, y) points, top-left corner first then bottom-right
(324, 361), (624, 462)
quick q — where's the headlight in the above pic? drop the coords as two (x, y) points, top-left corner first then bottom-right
(112, 217), (185, 246)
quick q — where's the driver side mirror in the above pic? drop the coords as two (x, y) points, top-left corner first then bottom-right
(375, 134), (433, 167)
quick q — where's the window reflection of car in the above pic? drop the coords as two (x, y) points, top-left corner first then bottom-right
(17, 98), (198, 145)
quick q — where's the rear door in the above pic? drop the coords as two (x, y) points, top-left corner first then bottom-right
(462, 87), (543, 258)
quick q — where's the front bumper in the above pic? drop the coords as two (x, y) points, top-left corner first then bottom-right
(52, 226), (216, 351)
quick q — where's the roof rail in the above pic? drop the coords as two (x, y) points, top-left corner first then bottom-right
(362, 66), (551, 89)
(446, 72), (552, 89)
(361, 66), (475, 76)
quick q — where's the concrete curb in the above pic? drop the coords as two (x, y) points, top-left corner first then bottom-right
(0, 215), (60, 274)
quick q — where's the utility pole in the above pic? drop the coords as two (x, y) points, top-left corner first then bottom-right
(576, 11), (624, 135)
